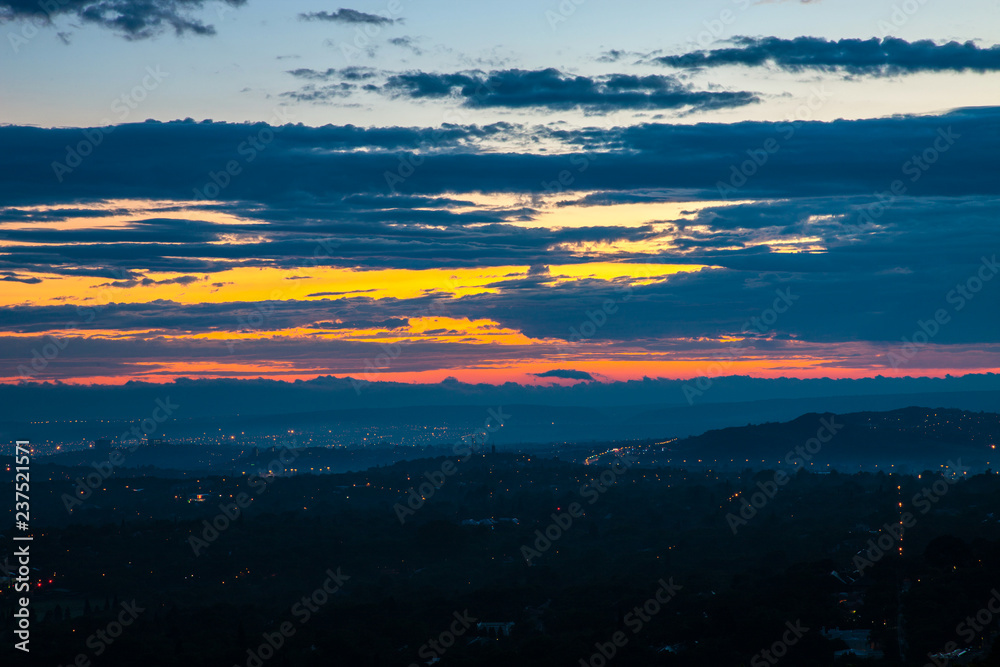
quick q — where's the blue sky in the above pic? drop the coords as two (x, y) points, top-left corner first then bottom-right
(3, 0), (1000, 127)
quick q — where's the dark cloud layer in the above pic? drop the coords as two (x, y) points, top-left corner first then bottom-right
(0, 108), (995, 212)
(0, 201), (663, 277)
(1, 108), (998, 286)
(655, 37), (1000, 75)
(3, 189), (1000, 348)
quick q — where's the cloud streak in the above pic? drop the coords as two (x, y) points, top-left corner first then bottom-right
(366, 68), (760, 112)
(654, 37), (1000, 75)
(534, 369), (595, 380)
(2, 108), (996, 208)
(299, 8), (396, 24)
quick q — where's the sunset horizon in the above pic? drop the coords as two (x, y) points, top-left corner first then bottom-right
(4, 3), (1000, 664)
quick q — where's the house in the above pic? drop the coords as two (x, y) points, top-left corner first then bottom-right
(822, 627), (884, 659)
(477, 622), (514, 637)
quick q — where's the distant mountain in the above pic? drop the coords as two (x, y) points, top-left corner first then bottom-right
(650, 406), (999, 473)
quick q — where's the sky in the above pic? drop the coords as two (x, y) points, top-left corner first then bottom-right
(1, 0), (999, 387)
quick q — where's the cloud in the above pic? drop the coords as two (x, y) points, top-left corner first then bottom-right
(388, 36), (422, 55)
(378, 68), (760, 112)
(597, 49), (629, 63)
(286, 66), (377, 81)
(0, 216), (658, 278)
(281, 83), (356, 102)
(306, 289), (378, 297)
(299, 8), (395, 25)
(2, 109), (996, 210)
(1, 111), (999, 340)
(527, 264), (550, 277)
(4, 188), (997, 348)
(308, 318), (409, 329)
(280, 65), (759, 110)
(533, 369), (595, 380)
(654, 37), (1000, 75)
(0, 0), (247, 39)
(0, 273), (41, 284)
(96, 275), (203, 288)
